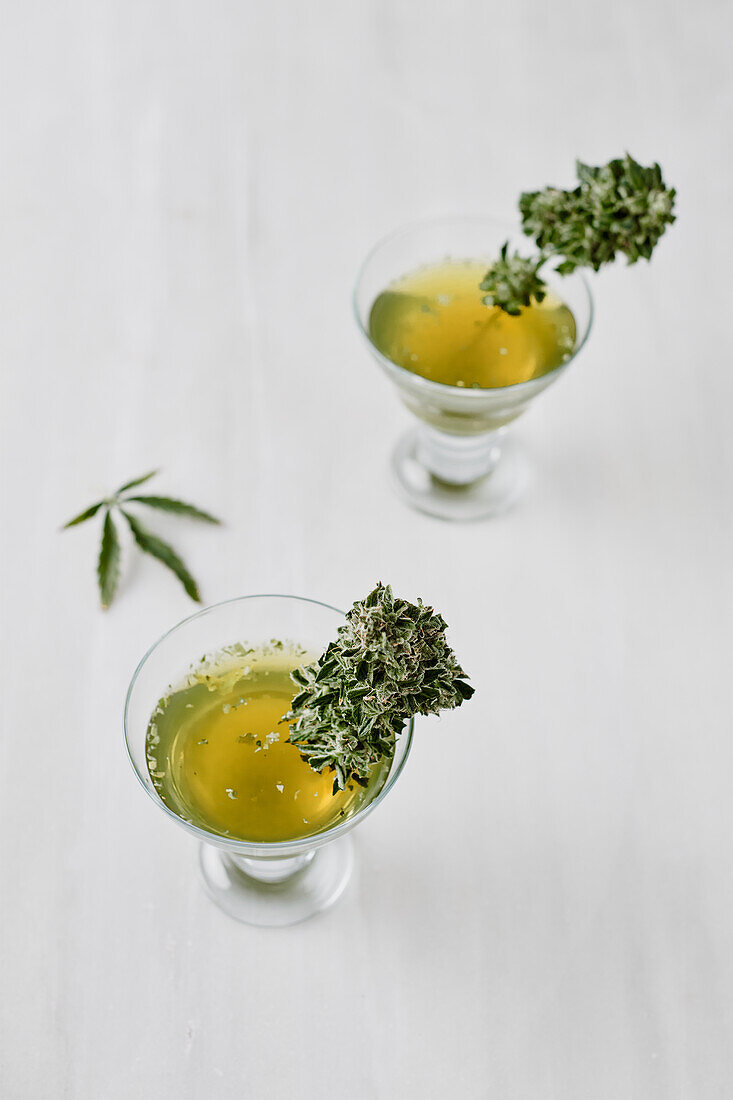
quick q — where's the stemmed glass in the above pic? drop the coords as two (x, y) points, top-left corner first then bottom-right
(353, 216), (594, 520)
(125, 595), (413, 927)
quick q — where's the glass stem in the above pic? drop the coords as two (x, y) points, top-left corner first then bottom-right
(229, 849), (316, 884)
(416, 423), (504, 485)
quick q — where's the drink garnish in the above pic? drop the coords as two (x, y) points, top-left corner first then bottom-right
(286, 583), (474, 790)
(481, 154), (676, 314)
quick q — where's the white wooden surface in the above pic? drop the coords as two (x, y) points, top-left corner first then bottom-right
(2, 2), (732, 1097)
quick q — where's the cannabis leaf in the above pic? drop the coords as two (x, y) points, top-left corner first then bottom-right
(63, 501), (106, 528)
(482, 153), (676, 313)
(286, 582), (474, 790)
(123, 496), (219, 523)
(61, 471), (221, 608)
(98, 511), (121, 609)
(121, 511), (201, 602)
(115, 470), (159, 494)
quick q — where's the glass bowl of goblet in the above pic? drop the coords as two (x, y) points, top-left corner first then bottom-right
(125, 595), (413, 927)
(353, 216), (593, 520)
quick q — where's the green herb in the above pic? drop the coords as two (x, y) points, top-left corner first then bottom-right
(61, 470), (221, 608)
(97, 511), (121, 610)
(479, 243), (548, 317)
(286, 582), (474, 791)
(481, 154), (676, 313)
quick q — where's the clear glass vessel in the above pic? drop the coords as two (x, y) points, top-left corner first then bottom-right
(125, 595), (413, 927)
(353, 216), (593, 520)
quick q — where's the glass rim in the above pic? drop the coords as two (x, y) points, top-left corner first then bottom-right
(352, 213), (594, 397)
(124, 593), (415, 855)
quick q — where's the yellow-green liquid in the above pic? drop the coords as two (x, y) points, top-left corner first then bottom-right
(369, 260), (576, 388)
(146, 645), (390, 843)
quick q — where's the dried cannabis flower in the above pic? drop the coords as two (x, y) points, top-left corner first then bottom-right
(286, 583), (474, 790)
(479, 243), (548, 317)
(481, 154), (676, 313)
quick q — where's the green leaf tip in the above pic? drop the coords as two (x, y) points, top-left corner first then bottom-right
(124, 496), (221, 524)
(121, 511), (202, 603)
(115, 470), (160, 495)
(62, 500), (105, 529)
(98, 510), (121, 609)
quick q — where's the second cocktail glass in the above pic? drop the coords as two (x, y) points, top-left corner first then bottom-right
(354, 216), (593, 520)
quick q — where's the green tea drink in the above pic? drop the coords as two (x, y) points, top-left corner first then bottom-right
(369, 259), (575, 389)
(146, 646), (390, 843)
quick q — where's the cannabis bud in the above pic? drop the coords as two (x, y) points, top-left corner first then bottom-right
(479, 242), (547, 316)
(520, 155), (676, 274)
(483, 153), (676, 313)
(286, 583), (474, 790)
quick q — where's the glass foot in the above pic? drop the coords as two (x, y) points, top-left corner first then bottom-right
(391, 429), (531, 520)
(198, 836), (354, 927)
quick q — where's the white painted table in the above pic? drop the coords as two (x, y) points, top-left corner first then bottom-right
(2, 2), (732, 1097)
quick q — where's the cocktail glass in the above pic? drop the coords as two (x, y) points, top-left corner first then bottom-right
(353, 216), (593, 520)
(124, 594), (413, 927)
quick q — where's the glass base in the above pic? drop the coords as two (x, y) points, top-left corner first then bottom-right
(198, 836), (354, 927)
(391, 428), (531, 520)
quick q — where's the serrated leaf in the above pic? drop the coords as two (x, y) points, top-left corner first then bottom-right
(121, 511), (201, 602)
(62, 500), (105, 529)
(123, 495), (221, 524)
(315, 659), (338, 682)
(115, 470), (159, 495)
(98, 510), (121, 609)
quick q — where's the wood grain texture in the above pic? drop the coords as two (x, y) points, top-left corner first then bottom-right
(1, 1), (731, 1097)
